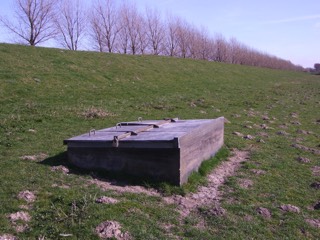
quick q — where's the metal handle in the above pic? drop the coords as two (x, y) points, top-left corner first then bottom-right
(89, 129), (96, 136)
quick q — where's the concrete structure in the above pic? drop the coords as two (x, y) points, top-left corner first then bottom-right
(64, 117), (224, 185)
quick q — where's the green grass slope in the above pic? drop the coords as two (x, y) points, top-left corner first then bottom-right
(0, 43), (319, 239)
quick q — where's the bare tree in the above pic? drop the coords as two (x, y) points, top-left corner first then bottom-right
(0, 0), (56, 46)
(90, 11), (104, 52)
(145, 7), (164, 55)
(228, 37), (247, 64)
(119, 3), (141, 55)
(90, 0), (120, 53)
(164, 15), (179, 57)
(55, 0), (87, 50)
(213, 34), (228, 62)
(175, 18), (190, 58)
(197, 27), (212, 60)
(137, 15), (148, 54)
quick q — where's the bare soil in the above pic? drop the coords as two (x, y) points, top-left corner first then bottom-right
(19, 153), (48, 161)
(233, 132), (244, 137)
(17, 190), (36, 203)
(51, 165), (69, 174)
(305, 219), (320, 228)
(89, 178), (159, 197)
(81, 107), (116, 119)
(251, 169), (266, 175)
(256, 207), (272, 219)
(279, 204), (300, 213)
(297, 129), (313, 135)
(0, 234), (17, 240)
(96, 196), (119, 204)
(51, 183), (71, 189)
(311, 166), (320, 176)
(313, 201), (320, 210)
(238, 178), (253, 189)
(164, 149), (249, 217)
(7, 211), (31, 233)
(296, 157), (311, 163)
(277, 131), (289, 136)
(310, 182), (320, 189)
(8, 211), (31, 222)
(95, 221), (131, 239)
(292, 144), (320, 155)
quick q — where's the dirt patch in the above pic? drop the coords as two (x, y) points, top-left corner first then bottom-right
(297, 129), (313, 135)
(238, 178), (253, 189)
(199, 204), (226, 217)
(51, 183), (71, 189)
(279, 124), (288, 129)
(233, 132), (244, 137)
(277, 131), (289, 136)
(293, 138), (305, 144)
(19, 205), (31, 210)
(256, 139), (266, 143)
(296, 157), (311, 163)
(17, 190), (36, 203)
(305, 219), (320, 228)
(51, 165), (69, 174)
(310, 182), (320, 189)
(96, 196), (119, 204)
(89, 178), (159, 197)
(0, 234), (18, 240)
(251, 169), (266, 175)
(8, 211), (31, 222)
(243, 135), (255, 140)
(290, 121), (302, 125)
(279, 204), (300, 213)
(7, 211), (31, 233)
(19, 153), (48, 161)
(81, 107), (116, 119)
(244, 215), (253, 222)
(224, 118), (231, 124)
(256, 207), (272, 219)
(313, 201), (320, 210)
(257, 132), (269, 138)
(260, 124), (273, 130)
(95, 221), (131, 239)
(291, 144), (320, 155)
(311, 166), (320, 176)
(164, 149), (249, 217)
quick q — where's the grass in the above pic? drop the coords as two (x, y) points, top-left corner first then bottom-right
(0, 43), (320, 239)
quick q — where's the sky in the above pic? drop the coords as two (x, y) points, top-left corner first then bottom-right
(0, 0), (319, 68)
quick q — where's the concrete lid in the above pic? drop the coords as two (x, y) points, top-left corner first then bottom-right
(64, 118), (223, 148)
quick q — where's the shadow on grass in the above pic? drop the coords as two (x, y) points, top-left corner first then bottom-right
(39, 151), (176, 193)
(40, 151), (69, 167)
(39, 147), (229, 196)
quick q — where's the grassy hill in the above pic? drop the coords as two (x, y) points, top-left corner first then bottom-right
(0, 43), (319, 239)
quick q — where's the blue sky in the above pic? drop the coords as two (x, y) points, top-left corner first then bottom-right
(0, 0), (319, 68)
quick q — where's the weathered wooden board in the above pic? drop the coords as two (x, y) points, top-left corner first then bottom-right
(64, 117), (224, 185)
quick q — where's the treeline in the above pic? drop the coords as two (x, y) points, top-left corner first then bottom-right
(0, 0), (304, 71)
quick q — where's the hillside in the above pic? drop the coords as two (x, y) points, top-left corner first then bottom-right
(0, 43), (319, 239)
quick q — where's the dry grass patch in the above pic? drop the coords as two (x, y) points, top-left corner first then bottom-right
(80, 107), (116, 119)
